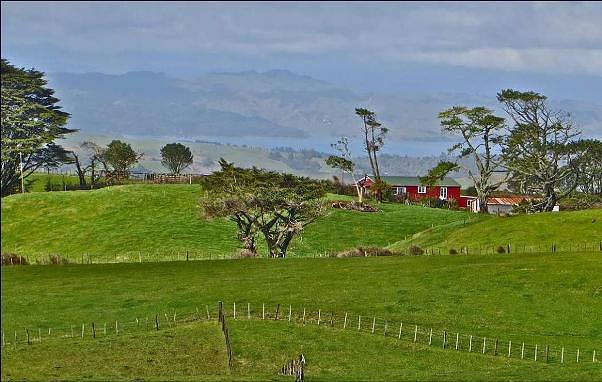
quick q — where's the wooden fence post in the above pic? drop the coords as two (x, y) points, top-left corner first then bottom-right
(302, 308), (306, 324)
(262, 304), (265, 320)
(92, 323), (96, 338)
(104, 323), (107, 336)
(344, 313), (348, 329)
(155, 315), (159, 330)
(289, 305), (292, 322)
(206, 305), (210, 320)
(318, 309), (321, 326)
(38, 328), (42, 343)
(275, 304), (280, 321)
(561, 347), (564, 363)
(248, 303), (251, 319)
(469, 335), (473, 352)
(429, 328), (433, 345)
(371, 317), (376, 334)
(414, 325), (418, 343)
(577, 348), (580, 363)
(26, 329), (30, 345)
(330, 312), (335, 327)
(521, 342), (525, 359)
(545, 345), (549, 363)
(593, 349), (596, 363)
(358, 315), (361, 331)
(443, 331), (447, 348)
(233, 302), (236, 319)
(534, 344), (538, 361)
(494, 339), (498, 356)
(482, 337), (486, 354)
(383, 321), (387, 336)
(115, 321), (119, 335)
(398, 322), (403, 339)
(456, 333), (459, 350)
(508, 341), (512, 357)
(81, 324), (85, 338)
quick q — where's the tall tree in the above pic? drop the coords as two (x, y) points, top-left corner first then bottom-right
(102, 140), (142, 176)
(355, 108), (388, 202)
(567, 139), (602, 195)
(423, 106), (506, 213)
(326, 136), (364, 203)
(201, 160), (327, 258)
(498, 89), (581, 211)
(1, 58), (75, 196)
(160, 143), (194, 174)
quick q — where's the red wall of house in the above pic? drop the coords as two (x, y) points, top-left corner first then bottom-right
(404, 185), (460, 202)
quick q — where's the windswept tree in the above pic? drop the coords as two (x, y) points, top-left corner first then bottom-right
(200, 159), (327, 258)
(355, 108), (388, 202)
(422, 106), (506, 213)
(1, 58), (75, 196)
(498, 89), (581, 211)
(568, 139), (602, 195)
(161, 143), (193, 174)
(326, 136), (364, 203)
(103, 140), (142, 176)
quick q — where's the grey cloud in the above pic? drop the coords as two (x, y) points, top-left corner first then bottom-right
(2, 1), (602, 75)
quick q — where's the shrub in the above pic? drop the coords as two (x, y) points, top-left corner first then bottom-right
(496, 245), (506, 254)
(34, 255), (69, 265)
(234, 249), (258, 259)
(449, 248), (458, 255)
(334, 246), (394, 258)
(408, 245), (424, 256)
(1, 253), (29, 266)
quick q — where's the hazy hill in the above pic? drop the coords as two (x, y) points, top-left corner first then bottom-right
(47, 70), (602, 146)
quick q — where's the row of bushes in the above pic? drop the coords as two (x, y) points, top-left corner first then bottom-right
(1, 253), (70, 266)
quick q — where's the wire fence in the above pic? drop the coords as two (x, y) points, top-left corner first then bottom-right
(2, 302), (599, 366)
(3, 240), (601, 266)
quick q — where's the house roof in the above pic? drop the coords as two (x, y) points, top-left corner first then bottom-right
(487, 196), (536, 206)
(377, 176), (461, 187)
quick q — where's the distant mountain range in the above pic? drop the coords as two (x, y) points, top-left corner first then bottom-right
(47, 70), (602, 146)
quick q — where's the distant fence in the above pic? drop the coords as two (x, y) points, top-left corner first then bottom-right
(2, 302), (599, 367)
(2, 240), (601, 266)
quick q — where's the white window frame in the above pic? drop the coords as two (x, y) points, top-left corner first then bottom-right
(394, 186), (407, 195)
(418, 185), (427, 194)
(439, 186), (448, 200)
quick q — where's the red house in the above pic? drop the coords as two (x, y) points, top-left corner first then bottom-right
(357, 175), (464, 205)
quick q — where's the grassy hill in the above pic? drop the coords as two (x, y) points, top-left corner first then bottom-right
(1, 184), (471, 262)
(2, 252), (601, 380)
(388, 209), (602, 254)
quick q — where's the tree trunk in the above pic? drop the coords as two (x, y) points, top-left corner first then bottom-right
(73, 154), (87, 187)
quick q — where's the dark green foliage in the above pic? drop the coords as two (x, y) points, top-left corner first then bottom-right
(409, 245), (424, 256)
(498, 89), (582, 211)
(103, 140), (141, 175)
(1, 58), (75, 196)
(160, 143), (194, 174)
(449, 248), (458, 255)
(1, 253), (28, 265)
(496, 245), (506, 254)
(201, 159), (327, 257)
(421, 161), (459, 186)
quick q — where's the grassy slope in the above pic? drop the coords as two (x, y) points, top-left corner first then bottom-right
(4, 319), (598, 382)
(2, 253), (601, 381)
(1, 184), (470, 261)
(388, 209), (602, 253)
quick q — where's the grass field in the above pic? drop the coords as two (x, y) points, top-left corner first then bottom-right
(388, 209), (602, 254)
(2, 252), (601, 380)
(1, 184), (471, 262)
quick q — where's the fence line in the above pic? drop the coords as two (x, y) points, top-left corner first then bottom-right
(3, 302), (598, 366)
(3, 240), (601, 266)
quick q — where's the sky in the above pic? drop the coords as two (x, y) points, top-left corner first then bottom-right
(2, 2), (602, 97)
(2, 1), (601, 156)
